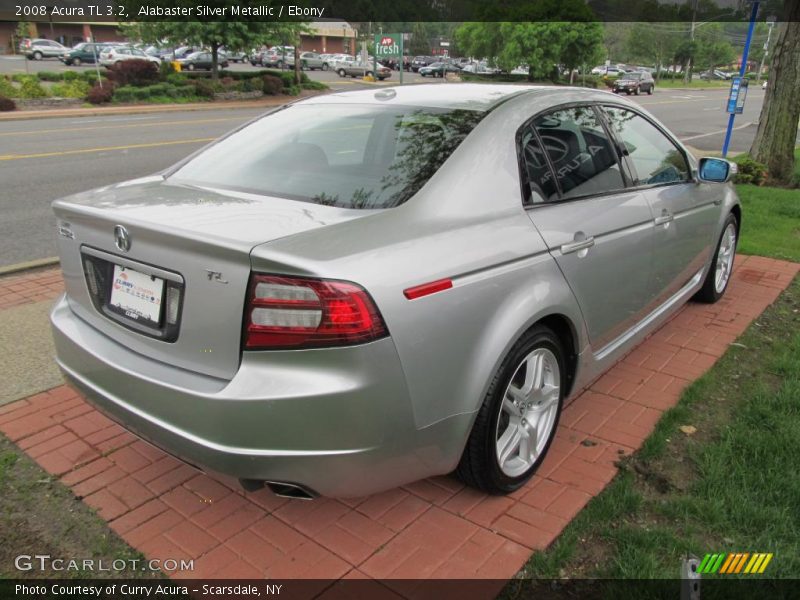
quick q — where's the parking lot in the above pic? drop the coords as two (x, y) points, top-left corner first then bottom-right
(0, 54), (768, 270)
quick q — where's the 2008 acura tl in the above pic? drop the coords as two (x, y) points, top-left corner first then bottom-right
(51, 85), (740, 498)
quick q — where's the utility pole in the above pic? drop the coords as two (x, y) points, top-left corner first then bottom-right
(756, 18), (775, 83)
(684, 0), (699, 85)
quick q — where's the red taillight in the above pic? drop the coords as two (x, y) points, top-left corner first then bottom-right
(243, 274), (387, 350)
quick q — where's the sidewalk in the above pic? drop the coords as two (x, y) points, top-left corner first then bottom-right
(0, 256), (797, 589)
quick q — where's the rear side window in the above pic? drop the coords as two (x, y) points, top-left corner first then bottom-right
(519, 126), (559, 204)
(533, 107), (625, 200)
(170, 104), (484, 209)
(601, 107), (689, 186)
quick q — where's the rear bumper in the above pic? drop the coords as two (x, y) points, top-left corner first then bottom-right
(51, 295), (470, 497)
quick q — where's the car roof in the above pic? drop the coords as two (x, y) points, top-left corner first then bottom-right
(300, 83), (546, 111)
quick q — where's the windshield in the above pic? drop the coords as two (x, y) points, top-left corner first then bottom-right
(170, 104), (484, 209)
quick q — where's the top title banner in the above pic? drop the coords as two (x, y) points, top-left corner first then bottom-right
(0, 0), (793, 22)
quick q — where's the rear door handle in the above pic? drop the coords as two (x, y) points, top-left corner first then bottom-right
(560, 237), (595, 255)
(654, 212), (674, 226)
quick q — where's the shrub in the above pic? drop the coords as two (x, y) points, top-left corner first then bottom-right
(51, 79), (90, 98)
(61, 70), (80, 82)
(0, 95), (16, 111)
(301, 80), (328, 91)
(241, 77), (260, 92)
(35, 71), (62, 82)
(113, 83), (200, 103)
(284, 84), (301, 96)
(18, 76), (49, 99)
(159, 59), (176, 79)
(0, 76), (16, 98)
(734, 157), (768, 186)
(165, 73), (189, 86)
(261, 74), (283, 95)
(107, 59), (159, 87)
(86, 83), (114, 104)
(191, 78), (217, 98)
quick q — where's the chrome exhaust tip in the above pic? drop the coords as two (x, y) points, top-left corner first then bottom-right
(265, 481), (317, 500)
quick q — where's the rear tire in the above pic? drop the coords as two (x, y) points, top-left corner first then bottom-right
(322, 63), (328, 71)
(648, 85), (653, 95)
(33, 51), (43, 60)
(694, 213), (738, 304)
(338, 69), (346, 77)
(456, 325), (566, 494)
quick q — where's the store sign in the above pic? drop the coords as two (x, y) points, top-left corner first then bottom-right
(374, 33), (402, 59)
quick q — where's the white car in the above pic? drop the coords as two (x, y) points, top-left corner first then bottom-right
(99, 46), (161, 68)
(761, 80), (767, 90)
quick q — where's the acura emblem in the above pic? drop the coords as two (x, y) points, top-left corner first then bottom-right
(114, 225), (131, 253)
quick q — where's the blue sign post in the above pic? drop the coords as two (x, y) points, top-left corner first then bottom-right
(721, 1), (760, 157)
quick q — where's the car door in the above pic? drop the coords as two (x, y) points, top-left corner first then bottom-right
(520, 104), (657, 351)
(600, 105), (720, 306)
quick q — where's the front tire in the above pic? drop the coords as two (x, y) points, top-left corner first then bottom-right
(456, 325), (566, 494)
(72, 57), (81, 66)
(322, 63), (328, 71)
(338, 69), (346, 77)
(694, 214), (738, 303)
(33, 51), (43, 61)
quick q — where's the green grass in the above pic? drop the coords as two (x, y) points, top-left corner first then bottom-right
(736, 184), (800, 262)
(513, 274), (800, 587)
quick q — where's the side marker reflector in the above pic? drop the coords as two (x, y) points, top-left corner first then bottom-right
(403, 278), (453, 300)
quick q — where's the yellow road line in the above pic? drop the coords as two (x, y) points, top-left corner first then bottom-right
(0, 116), (245, 137)
(0, 137), (215, 161)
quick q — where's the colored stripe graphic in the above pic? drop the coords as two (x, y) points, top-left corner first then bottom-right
(700, 552), (774, 575)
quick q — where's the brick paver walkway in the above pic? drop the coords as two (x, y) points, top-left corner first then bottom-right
(0, 256), (797, 587)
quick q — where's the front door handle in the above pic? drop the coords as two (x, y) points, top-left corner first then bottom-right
(654, 211), (674, 226)
(560, 236), (595, 255)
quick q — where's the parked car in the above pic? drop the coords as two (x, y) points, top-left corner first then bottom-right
(418, 62), (459, 77)
(298, 52), (329, 71)
(261, 46), (295, 68)
(700, 69), (732, 80)
(180, 51), (229, 71)
(22, 38), (68, 60)
(50, 85), (740, 499)
(761, 80), (767, 90)
(160, 46), (200, 63)
(219, 48), (249, 63)
(612, 71), (655, 95)
(591, 65), (626, 76)
(411, 56), (435, 72)
(336, 60), (392, 80)
(99, 46), (161, 67)
(60, 42), (106, 66)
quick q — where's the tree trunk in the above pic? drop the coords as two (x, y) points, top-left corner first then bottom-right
(750, 5), (800, 185)
(211, 42), (219, 82)
(294, 45), (300, 85)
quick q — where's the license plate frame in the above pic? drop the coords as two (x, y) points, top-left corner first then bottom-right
(107, 264), (165, 329)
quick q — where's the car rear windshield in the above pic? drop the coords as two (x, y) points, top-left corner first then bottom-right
(170, 104), (484, 209)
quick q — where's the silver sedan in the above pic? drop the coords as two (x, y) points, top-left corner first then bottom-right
(50, 85), (740, 498)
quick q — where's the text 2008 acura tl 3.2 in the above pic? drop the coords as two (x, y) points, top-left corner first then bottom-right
(51, 85), (740, 499)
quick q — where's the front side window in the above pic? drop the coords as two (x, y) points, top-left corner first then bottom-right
(602, 107), (690, 186)
(171, 104), (484, 209)
(533, 106), (625, 200)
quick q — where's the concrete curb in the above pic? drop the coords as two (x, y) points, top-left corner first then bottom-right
(0, 257), (59, 276)
(0, 91), (324, 121)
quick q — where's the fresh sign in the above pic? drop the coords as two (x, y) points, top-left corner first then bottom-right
(374, 33), (402, 59)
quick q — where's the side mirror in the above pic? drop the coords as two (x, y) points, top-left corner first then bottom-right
(697, 157), (736, 183)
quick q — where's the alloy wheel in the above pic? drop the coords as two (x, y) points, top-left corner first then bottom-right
(495, 348), (561, 478)
(715, 223), (736, 293)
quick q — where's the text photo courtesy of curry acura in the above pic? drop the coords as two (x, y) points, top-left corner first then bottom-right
(50, 85), (740, 499)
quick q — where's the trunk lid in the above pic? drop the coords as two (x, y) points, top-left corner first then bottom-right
(53, 177), (371, 380)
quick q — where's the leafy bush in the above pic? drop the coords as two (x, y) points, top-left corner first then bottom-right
(261, 74), (283, 95)
(284, 84), (301, 96)
(113, 83), (200, 103)
(61, 70), (80, 82)
(159, 59), (176, 79)
(240, 77), (260, 92)
(86, 83), (114, 104)
(0, 76), (16, 98)
(0, 95), (16, 111)
(107, 59), (159, 87)
(190, 78), (218, 98)
(165, 73), (189, 86)
(18, 76), (49, 99)
(35, 71), (62, 82)
(301, 80), (328, 91)
(734, 157), (768, 186)
(51, 79), (90, 98)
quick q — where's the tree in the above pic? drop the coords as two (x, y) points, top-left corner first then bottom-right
(123, 3), (304, 81)
(750, 2), (800, 185)
(456, 21), (604, 82)
(626, 23), (682, 79)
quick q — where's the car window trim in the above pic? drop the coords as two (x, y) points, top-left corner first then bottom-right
(597, 102), (694, 190)
(516, 100), (631, 208)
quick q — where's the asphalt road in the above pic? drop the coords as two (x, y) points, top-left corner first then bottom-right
(0, 56), (772, 269)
